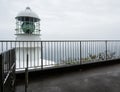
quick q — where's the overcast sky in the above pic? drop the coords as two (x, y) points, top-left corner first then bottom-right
(0, 0), (120, 40)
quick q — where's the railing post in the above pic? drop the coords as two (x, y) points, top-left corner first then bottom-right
(80, 41), (82, 64)
(25, 54), (29, 92)
(41, 41), (43, 69)
(13, 48), (16, 92)
(0, 54), (3, 92)
(105, 41), (107, 61)
(0, 42), (3, 92)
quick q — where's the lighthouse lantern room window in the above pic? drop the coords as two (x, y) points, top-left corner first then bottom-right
(15, 7), (40, 35)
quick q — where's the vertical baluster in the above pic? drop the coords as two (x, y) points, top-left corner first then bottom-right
(41, 41), (43, 69)
(105, 41), (107, 61)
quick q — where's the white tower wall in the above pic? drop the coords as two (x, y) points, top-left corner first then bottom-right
(15, 35), (41, 41)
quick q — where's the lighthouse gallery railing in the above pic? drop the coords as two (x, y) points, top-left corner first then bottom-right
(0, 40), (120, 71)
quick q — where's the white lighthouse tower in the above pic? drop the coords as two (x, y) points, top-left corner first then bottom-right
(15, 7), (54, 70)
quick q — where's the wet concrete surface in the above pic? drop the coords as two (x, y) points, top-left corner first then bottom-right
(16, 64), (120, 92)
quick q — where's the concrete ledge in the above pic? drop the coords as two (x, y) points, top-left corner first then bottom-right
(16, 59), (120, 80)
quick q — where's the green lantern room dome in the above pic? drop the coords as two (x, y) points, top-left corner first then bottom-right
(15, 7), (40, 22)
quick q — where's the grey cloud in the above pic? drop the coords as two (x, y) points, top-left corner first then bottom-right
(0, 0), (120, 40)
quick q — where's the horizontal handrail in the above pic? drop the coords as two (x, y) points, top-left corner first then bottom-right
(0, 40), (120, 42)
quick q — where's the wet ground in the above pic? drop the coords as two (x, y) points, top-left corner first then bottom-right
(16, 63), (120, 92)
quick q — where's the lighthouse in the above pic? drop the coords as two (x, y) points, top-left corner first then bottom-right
(15, 7), (54, 70)
(15, 7), (40, 40)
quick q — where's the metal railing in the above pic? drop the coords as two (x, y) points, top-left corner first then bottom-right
(0, 48), (16, 92)
(0, 40), (120, 71)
